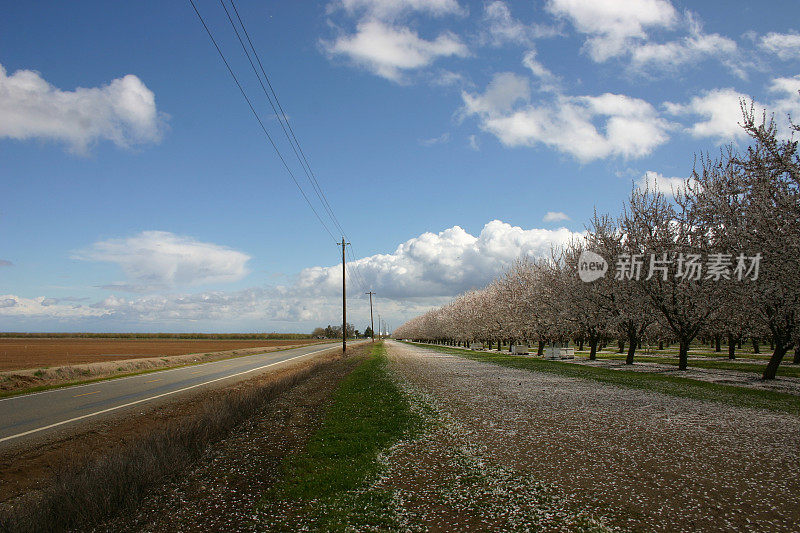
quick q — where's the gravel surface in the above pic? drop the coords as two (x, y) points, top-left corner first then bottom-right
(386, 341), (800, 532)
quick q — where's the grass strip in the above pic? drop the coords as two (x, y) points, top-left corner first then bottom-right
(575, 353), (800, 378)
(258, 341), (419, 531)
(408, 343), (800, 416)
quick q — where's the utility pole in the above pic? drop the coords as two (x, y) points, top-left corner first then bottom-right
(365, 291), (376, 342)
(339, 237), (349, 353)
(377, 314), (381, 339)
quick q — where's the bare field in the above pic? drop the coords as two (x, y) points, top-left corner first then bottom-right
(0, 338), (319, 371)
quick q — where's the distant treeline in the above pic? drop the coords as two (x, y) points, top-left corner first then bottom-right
(0, 332), (313, 340)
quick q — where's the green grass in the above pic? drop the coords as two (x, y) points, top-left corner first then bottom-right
(258, 341), (419, 531)
(575, 352), (800, 378)
(409, 343), (800, 416)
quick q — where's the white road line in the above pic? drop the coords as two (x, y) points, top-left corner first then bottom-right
(0, 345), (338, 444)
(0, 344), (337, 403)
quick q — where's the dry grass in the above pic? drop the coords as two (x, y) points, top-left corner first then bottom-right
(0, 357), (339, 533)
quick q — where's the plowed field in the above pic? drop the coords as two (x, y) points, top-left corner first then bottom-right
(0, 338), (319, 371)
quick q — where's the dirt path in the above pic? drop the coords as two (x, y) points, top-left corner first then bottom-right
(385, 341), (800, 532)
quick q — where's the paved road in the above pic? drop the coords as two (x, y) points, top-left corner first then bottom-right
(0, 342), (352, 446)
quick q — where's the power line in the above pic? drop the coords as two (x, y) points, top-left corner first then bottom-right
(190, 0), (380, 328)
(188, 0), (337, 242)
(224, 0), (348, 239)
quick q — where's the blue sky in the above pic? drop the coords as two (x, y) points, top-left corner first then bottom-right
(1, 0), (799, 332)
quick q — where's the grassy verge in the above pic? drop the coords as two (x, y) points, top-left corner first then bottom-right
(408, 343), (800, 416)
(258, 341), (419, 531)
(574, 352), (800, 378)
(0, 342), (333, 400)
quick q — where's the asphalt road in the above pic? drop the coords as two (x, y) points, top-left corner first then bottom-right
(0, 341), (351, 446)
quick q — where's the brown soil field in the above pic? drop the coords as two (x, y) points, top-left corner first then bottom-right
(0, 338), (319, 371)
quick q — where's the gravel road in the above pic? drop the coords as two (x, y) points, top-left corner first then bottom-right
(385, 341), (800, 532)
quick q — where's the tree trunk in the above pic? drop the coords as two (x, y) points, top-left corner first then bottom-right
(658, 340), (664, 350)
(537, 340), (544, 356)
(618, 340), (625, 354)
(578, 338), (584, 350)
(794, 343), (800, 365)
(727, 333), (736, 360)
(625, 327), (637, 365)
(763, 343), (789, 380)
(752, 337), (760, 354)
(589, 337), (598, 361)
(714, 335), (721, 352)
(678, 339), (689, 370)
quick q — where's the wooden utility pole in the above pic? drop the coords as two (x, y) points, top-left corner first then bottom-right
(365, 291), (376, 342)
(339, 237), (349, 353)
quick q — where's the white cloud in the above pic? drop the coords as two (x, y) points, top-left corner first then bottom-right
(462, 73), (670, 162)
(522, 49), (560, 92)
(665, 80), (800, 143)
(769, 75), (800, 129)
(0, 295), (108, 319)
(323, 20), (468, 82)
(468, 134), (479, 150)
(636, 171), (696, 196)
(75, 231), (251, 291)
(295, 220), (580, 299)
(546, 0), (677, 62)
(419, 132), (450, 146)
(630, 26), (738, 74)
(543, 211), (570, 222)
(482, 1), (559, 47)
(759, 31), (800, 60)
(0, 64), (165, 154)
(1, 220), (582, 330)
(331, 0), (464, 21)
(0, 259), (12, 267)
(665, 88), (751, 142)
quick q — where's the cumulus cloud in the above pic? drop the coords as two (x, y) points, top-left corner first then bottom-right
(665, 78), (800, 143)
(462, 72), (670, 162)
(546, 0), (677, 62)
(769, 75), (800, 127)
(0, 64), (165, 154)
(630, 15), (739, 75)
(543, 211), (570, 222)
(759, 31), (800, 60)
(481, 1), (559, 47)
(296, 220), (580, 299)
(1, 220), (582, 330)
(636, 171), (697, 196)
(330, 0), (464, 21)
(75, 231), (251, 291)
(665, 88), (752, 141)
(0, 295), (107, 318)
(323, 20), (468, 82)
